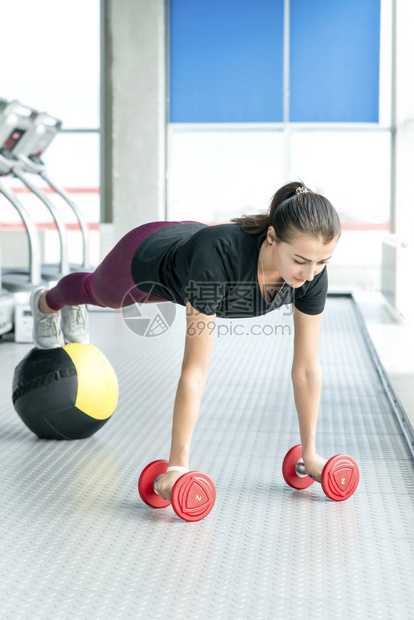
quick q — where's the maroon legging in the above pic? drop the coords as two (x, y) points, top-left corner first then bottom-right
(46, 220), (203, 311)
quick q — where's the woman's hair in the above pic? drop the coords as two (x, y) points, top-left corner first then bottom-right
(230, 181), (341, 245)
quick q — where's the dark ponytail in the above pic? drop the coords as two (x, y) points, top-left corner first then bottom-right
(230, 181), (341, 245)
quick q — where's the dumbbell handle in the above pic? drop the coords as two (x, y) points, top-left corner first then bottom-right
(295, 458), (315, 479)
(153, 475), (162, 494)
(153, 466), (190, 495)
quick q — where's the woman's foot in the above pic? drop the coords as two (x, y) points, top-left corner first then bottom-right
(30, 287), (64, 349)
(61, 305), (89, 344)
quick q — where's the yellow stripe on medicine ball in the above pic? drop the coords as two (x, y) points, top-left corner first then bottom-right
(63, 343), (118, 420)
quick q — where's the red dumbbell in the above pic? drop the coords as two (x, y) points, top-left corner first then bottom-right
(138, 459), (216, 522)
(282, 444), (360, 502)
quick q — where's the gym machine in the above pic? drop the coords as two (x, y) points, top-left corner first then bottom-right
(11, 109), (90, 271)
(0, 97), (93, 339)
(0, 240), (14, 336)
(0, 99), (92, 289)
(0, 99), (43, 292)
(0, 99), (69, 282)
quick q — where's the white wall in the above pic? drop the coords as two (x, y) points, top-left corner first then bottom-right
(393, 0), (414, 322)
(105, 0), (166, 242)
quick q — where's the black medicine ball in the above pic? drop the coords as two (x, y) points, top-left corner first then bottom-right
(12, 343), (119, 440)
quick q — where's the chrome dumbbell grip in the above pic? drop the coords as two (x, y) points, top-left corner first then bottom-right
(152, 466), (190, 495)
(153, 475), (162, 495)
(295, 458), (309, 478)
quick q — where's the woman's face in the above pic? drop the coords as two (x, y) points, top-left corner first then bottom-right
(267, 227), (339, 288)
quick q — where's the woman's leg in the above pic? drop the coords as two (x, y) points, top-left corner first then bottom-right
(33, 220), (204, 347)
(44, 272), (106, 312)
(44, 221), (202, 311)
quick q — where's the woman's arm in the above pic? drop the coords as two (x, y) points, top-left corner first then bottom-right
(291, 306), (324, 457)
(291, 364), (322, 456)
(168, 301), (216, 469)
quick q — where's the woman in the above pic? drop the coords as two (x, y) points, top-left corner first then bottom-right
(30, 181), (340, 501)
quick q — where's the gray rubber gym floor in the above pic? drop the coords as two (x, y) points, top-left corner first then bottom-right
(1, 296), (414, 619)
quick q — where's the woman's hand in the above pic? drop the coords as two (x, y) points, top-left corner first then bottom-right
(153, 470), (186, 502)
(302, 453), (329, 484)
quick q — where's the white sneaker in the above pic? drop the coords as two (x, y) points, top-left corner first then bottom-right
(30, 287), (65, 349)
(61, 305), (89, 344)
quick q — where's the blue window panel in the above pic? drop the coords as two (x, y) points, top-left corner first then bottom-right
(170, 0), (284, 123)
(290, 0), (381, 122)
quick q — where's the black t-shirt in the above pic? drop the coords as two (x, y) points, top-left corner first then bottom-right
(131, 222), (328, 318)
